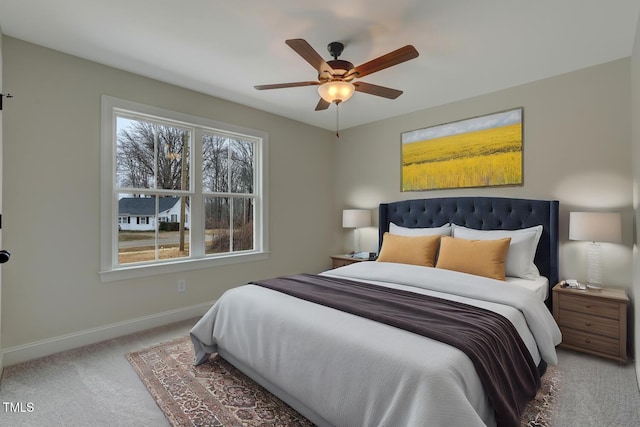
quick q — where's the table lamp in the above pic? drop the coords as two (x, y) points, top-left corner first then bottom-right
(342, 209), (371, 254)
(569, 211), (622, 286)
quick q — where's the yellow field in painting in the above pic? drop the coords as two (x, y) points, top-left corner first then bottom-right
(402, 123), (522, 191)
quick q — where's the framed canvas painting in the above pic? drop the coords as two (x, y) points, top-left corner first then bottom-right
(401, 108), (523, 191)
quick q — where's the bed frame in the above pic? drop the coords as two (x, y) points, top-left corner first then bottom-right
(379, 197), (559, 306)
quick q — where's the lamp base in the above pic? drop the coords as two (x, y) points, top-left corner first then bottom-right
(586, 242), (602, 286)
(352, 228), (361, 254)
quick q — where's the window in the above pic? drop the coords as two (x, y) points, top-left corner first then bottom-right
(100, 96), (268, 281)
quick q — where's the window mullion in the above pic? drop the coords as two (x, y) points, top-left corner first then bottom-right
(192, 128), (205, 258)
(154, 195), (160, 261)
(153, 128), (158, 191)
(228, 141), (234, 252)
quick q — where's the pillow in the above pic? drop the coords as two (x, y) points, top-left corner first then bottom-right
(389, 222), (452, 237)
(435, 236), (511, 281)
(376, 233), (441, 267)
(452, 225), (543, 279)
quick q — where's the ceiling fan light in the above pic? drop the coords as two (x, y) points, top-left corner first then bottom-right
(318, 81), (355, 104)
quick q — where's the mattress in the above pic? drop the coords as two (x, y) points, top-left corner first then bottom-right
(506, 276), (550, 301)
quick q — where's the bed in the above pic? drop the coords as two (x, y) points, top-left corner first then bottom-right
(190, 196), (562, 427)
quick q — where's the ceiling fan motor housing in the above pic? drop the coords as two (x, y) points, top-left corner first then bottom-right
(319, 59), (355, 81)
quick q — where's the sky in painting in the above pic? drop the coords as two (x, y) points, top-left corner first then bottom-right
(402, 108), (522, 144)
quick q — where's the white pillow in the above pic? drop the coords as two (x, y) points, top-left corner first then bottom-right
(452, 225), (543, 279)
(390, 222), (452, 237)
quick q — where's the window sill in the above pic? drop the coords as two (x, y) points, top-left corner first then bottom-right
(99, 251), (270, 283)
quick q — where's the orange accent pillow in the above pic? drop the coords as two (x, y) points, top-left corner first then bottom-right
(376, 233), (441, 267)
(435, 236), (511, 280)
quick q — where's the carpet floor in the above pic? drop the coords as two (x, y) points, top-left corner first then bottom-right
(127, 335), (561, 427)
(1, 319), (638, 426)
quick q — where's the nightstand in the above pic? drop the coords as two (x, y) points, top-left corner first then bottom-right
(330, 255), (371, 269)
(552, 283), (629, 363)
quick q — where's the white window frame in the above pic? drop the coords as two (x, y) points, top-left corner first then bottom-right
(100, 96), (269, 282)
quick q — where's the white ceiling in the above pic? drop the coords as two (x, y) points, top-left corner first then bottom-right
(1, 0), (639, 131)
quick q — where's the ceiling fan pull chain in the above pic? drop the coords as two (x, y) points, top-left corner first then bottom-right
(336, 102), (340, 138)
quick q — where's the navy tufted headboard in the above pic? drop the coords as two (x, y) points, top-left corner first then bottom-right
(379, 197), (559, 302)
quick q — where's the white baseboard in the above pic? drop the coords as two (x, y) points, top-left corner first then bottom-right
(1, 301), (213, 367)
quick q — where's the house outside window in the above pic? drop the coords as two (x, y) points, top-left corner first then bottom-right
(100, 96), (268, 281)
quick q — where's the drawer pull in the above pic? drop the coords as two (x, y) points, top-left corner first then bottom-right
(585, 338), (591, 343)
(585, 304), (592, 308)
(585, 322), (591, 326)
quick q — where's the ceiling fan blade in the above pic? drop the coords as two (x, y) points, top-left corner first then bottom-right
(353, 82), (403, 99)
(285, 39), (335, 75)
(254, 81), (320, 90)
(347, 45), (419, 79)
(315, 98), (331, 111)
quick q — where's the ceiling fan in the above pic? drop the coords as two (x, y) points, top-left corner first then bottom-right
(254, 39), (419, 111)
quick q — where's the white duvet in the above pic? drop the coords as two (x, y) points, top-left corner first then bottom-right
(190, 262), (562, 427)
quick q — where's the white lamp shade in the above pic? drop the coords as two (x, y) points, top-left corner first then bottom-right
(569, 212), (622, 243)
(342, 209), (371, 228)
(318, 81), (355, 104)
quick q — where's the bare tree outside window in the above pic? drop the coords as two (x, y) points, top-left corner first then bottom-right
(116, 120), (190, 191)
(115, 117), (191, 264)
(113, 115), (256, 265)
(202, 133), (255, 254)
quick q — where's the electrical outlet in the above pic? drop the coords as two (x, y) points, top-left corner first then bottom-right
(177, 279), (186, 293)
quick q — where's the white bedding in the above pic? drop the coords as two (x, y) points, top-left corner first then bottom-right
(190, 262), (561, 427)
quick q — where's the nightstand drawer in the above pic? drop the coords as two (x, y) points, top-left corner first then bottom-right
(333, 258), (356, 268)
(556, 311), (619, 338)
(560, 328), (620, 357)
(557, 294), (621, 319)
(330, 255), (370, 269)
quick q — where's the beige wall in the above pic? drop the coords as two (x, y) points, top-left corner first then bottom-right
(1, 37), (335, 353)
(335, 57), (636, 372)
(337, 55), (639, 381)
(631, 11), (640, 387)
(335, 59), (633, 292)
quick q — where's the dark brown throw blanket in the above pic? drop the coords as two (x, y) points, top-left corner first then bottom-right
(253, 273), (540, 427)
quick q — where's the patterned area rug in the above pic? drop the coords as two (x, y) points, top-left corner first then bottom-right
(522, 363), (561, 427)
(127, 336), (561, 427)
